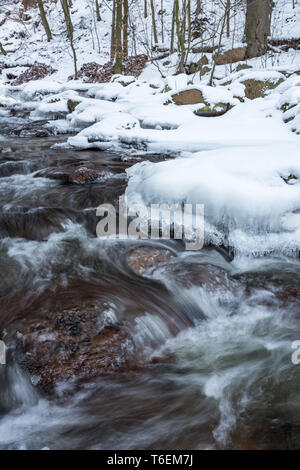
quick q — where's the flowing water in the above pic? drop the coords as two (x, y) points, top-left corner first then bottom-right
(0, 130), (300, 450)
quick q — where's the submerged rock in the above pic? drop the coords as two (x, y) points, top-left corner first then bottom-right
(12, 304), (133, 390)
(278, 286), (300, 303)
(127, 248), (174, 276)
(36, 166), (101, 184)
(71, 166), (101, 184)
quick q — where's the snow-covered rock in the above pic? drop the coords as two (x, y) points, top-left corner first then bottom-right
(68, 112), (140, 149)
(126, 142), (300, 256)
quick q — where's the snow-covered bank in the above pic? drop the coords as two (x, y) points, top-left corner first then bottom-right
(126, 143), (300, 256)
(1, 42), (299, 257)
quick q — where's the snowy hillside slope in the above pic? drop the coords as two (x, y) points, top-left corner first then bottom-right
(0, 0), (299, 81)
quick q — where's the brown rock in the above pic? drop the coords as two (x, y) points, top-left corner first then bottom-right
(13, 304), (133, 390)
(36, 166), (101, 184)
(241, 78), (284, 99)
(171, 88), (231, 116)
(171, 88), (205, 105)
(127, 248), (174, 276)
(277, 286), (300, 303)
(213, 47), (246, 65)
(70, 166), (100, 184)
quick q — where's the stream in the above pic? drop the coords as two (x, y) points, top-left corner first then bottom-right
(0, 130), (300, 450)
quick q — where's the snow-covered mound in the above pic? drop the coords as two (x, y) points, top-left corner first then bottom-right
(125, 143), (300, 256)
(275, 74), (300, 134)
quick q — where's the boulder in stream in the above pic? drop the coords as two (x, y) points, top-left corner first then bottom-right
(12, 303), (133, 391)
(36, 166), (101, 184)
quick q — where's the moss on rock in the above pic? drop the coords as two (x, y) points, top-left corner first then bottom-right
(241, 78), (284, 99)
(280, 102), (297, 113)
(187, 55), (209, 75)
(67, 99), (81, 113)
(194, 102), (231, 116)
(235, 63), (253, 72)
(171, 88), (231, 116)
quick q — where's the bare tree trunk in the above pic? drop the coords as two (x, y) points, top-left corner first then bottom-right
(113, 0), (123, 74)
(150, 0), (158, 44)
(209, 9), (227, 86)
(144, 0), (148, 18)
(160, 0), (164, 43)
(95, 0), (101, 21)
(187, 0), (191, 51)
(111, 0), (116, 59)
(195, 0), (201, 15)
(170, 0), (176, 53)
(131, 21), (137, 55)
(176, 0), (187, 74)
(0, 41), (6, 55)
(37, 0), (52, 42)
(123, 0), (128, 56)
(245, 0), (273, 58)
(60, 0), (78, 79)
(226, 0), (230, 37)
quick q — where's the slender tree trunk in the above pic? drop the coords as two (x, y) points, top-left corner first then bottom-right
(144, 0), (148, 18)
(111, 0), (116, 60)
(176, 0), (187, 74)
(60, 0), (78, 79)
(187, 0), (191, 52)
(226, 0), (230, 37)
(95, 0), (101, 21)
(113, 0), (123, 74)
(123, 0), (128, 56)
(0, 41), (6, 55)
(150, 0), (158, 44)
(160, 0), (164, 43)
(245, 0), (273, 58)
(209, 9), (227, 86)
(170, 0), (176, 53)
(195, 0), (201, 15)
(37, 0), (52, 42)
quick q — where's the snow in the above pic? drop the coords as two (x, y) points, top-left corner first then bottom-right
(62, 81), (297, 152)
(219, 69), (286, 86)
(19, 79), (63, 100)
(68, 112), (140, 149)
(67, 99), (124, 128)
(0, 0), (298, 259)
(125, 142), (300, 256)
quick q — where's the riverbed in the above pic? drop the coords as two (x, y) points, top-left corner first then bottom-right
(0, 133), (299, 450)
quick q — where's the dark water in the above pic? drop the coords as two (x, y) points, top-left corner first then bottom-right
(0, 135), (300, 450)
